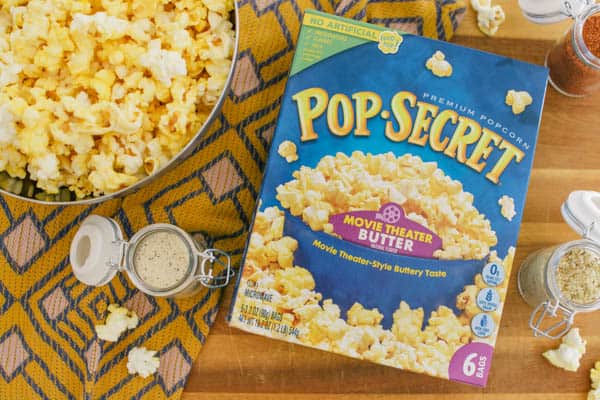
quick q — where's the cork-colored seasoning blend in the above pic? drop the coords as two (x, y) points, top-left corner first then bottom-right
(133, 231), (191, 289)
(556, 247), (600, 304)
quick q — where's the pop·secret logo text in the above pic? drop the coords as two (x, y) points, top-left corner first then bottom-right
(292, 88), (525, 184)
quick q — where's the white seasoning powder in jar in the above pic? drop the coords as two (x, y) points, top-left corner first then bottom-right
(132, 231), (191, 290)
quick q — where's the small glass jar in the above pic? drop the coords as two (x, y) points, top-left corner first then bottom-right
(517, 190), (600, 338)
(518, 240), (600, 338)
(69, 215), (234, 298)
(519, 0), (600, 97)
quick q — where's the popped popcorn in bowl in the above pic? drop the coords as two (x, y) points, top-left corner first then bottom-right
(0, 0), (237, 203)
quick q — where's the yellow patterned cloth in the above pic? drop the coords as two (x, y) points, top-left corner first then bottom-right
(0, 1), (464, 399)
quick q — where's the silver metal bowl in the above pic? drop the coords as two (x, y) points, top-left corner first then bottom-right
(0, 5), (240, 206)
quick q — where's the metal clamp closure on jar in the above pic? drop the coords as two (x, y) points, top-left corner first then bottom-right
(518, 0), (592, 25)
(529, 294), (576, 339)
(563, 0), (594, 18)
(195, 248), (233, 289)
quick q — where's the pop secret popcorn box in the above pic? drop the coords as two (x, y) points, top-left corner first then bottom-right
(228, 10), (548, 386)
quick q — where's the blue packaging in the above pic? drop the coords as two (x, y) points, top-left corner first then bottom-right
(229, 9), (548, 386)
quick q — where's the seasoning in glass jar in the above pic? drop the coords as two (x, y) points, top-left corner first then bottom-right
(519, 0), (600, 97)
(547, 5), (600, 96)
(69, 215), (234, 298)
(517, 190), (600, 338)
(555, 247), (600, 304)
(132, 230), (192, 291)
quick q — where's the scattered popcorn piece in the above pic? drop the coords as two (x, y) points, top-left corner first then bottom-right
(95, 304), (139, 342)
(589, 361), (600, 400)
(505, 90), (533, 115)
(471, 0), (490, 7)
(471, 0), (506, 36)
(545, 344), (584, 372)
(127, 347), (160, 378)
(562, 327), (586, 354)
(498, 195), (516, 221)
(425, 51), (453, 78)
(277, 140), (299, 163)
(543, 328), (586, 372)
(592, 361), (600, 387)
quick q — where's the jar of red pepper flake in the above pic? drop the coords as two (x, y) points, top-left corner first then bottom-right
(519, 0), (600, 97)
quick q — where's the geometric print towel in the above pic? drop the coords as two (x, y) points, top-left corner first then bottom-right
(0, 1), (465, 399)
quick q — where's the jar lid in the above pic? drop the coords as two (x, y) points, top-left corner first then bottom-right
(69, 215), (125, 286)
(561, 190), (600, 243)
(518, 0), (591, 24)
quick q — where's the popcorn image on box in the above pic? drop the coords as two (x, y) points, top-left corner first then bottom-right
(228, 10), (548, 386)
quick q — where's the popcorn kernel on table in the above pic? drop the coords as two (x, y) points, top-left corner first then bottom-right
(542, 328), (586, 372)
(471, 0), (506, 37)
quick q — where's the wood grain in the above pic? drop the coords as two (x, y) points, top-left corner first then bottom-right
(184, 2), (600, 399)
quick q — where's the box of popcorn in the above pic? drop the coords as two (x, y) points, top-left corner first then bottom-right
(228, 9), (548, 386)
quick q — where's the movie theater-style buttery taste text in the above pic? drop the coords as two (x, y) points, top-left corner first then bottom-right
(229, 10), (548, 387)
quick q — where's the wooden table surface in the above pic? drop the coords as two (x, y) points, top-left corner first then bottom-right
(183, 3), (600, 399)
